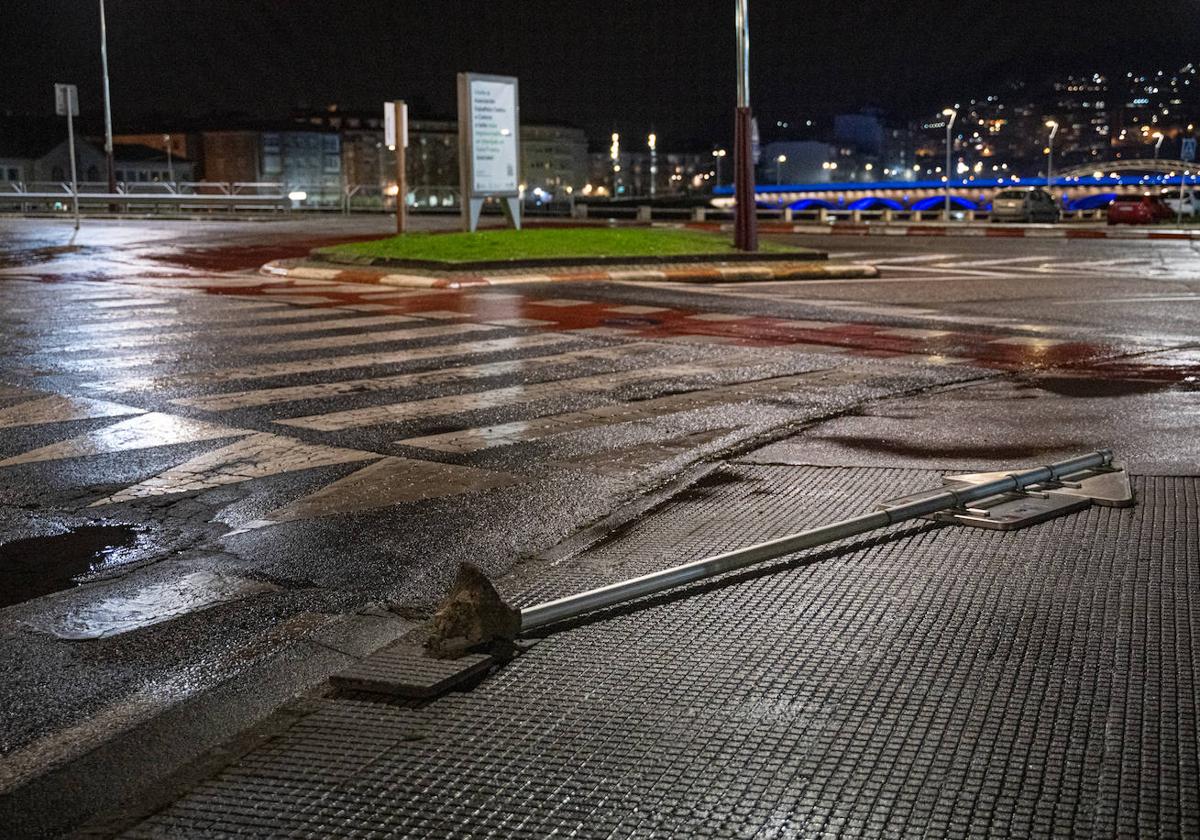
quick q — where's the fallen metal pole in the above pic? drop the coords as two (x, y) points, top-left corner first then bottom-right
(519, 449), (1113, 632)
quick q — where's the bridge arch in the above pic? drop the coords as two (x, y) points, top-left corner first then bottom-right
(911, 195), (978, 211)
(848, 196), (904, 211)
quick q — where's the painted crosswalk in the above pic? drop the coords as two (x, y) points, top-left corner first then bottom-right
(0, 266), (1124, 533)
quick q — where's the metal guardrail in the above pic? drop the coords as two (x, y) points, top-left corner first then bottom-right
(1, 181), (289, 212)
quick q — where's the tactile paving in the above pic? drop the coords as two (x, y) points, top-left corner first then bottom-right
(122, 467), (1200, 839)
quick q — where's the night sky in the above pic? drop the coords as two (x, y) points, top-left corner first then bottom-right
(2, 1), (1197, 146)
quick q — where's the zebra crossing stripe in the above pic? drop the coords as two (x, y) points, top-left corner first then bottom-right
(170, 343), (663, 412)
(0, 395), (144, 430)
(52, 314), (420, 353)
(105, 334), (578, 390)
(253, 322), (499, 354)
(0, 413), (252, 467)
(242, 457), (517, 528)
(89, 432), (378, 507)
(274, 355), (767, 432)
(397, 372), (827, 453)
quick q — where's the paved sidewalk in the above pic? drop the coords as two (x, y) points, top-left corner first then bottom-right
(107, 453), (1199, 839)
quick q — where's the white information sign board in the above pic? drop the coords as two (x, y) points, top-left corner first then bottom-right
(468, 79), (518, 194)
(457, 72), (521, 231)
(383, 101), (408, 149)
(55, 83), (79, 117)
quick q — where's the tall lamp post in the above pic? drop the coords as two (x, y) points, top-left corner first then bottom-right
(163, 134), (174, 184)
(775, 154), (787, 185)
(610, 132), (620, 196)
(942, 107), (957, 219)
(712, 148), (727, 187)
(99, 0), (116, 193)
(648, 132), (657, 199)
(1045, 120), (1058, 203)
(733, 0), (758, 251)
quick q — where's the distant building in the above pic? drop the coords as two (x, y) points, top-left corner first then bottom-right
(760, 141), (837, 184)
(3, 120), (193, 185)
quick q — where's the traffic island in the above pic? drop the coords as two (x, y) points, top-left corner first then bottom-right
(263, 226), (879, 287)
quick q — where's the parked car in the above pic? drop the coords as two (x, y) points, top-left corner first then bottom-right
(990, 188), (1060, 223)
(1107, 194), (1175, 225)
(1163, 191), (1198, 217)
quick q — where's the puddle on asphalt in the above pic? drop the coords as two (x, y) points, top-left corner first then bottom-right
(22, 570), (280, 640)
(1022, 376), (1185, 399)
(0, 525), (142, 608)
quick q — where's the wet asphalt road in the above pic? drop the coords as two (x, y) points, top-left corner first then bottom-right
(0, 215), (1196, 826)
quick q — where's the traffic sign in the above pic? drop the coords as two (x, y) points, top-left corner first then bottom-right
(1182, 137), (1196, 163)
(54, 83), (78, 117)
(384, 101), (408, 149)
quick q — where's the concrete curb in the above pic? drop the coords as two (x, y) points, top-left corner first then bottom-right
(670, 220), (1200, 241)
(261, 259), (880, 288)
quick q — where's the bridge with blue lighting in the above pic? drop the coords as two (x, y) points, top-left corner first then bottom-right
(713, 160), (1194, 213)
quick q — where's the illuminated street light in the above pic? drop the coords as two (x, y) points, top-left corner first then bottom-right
(1045, 120), (1059, 202)
(712, 147), (727, 186)
(942, 107), (957, 219)
(648, 132), (657, 198)
(775, 153), (786, 185)
(163, 134), (174, 184)
(1152, 131), (1165, 159)
(610, 132), (620, 194)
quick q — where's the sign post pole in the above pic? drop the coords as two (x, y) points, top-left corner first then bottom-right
(458, 72), (521, 233)
(1180, 136), (1196, 225)
(55, 83), (80, 231)
(386, 100), (409, 235)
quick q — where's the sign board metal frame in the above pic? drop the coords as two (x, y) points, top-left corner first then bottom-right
(54, 83), (81, 230)
(457, 72), (521, 232)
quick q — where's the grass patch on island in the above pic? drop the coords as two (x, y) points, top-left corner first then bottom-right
(319, 226), (809, 264)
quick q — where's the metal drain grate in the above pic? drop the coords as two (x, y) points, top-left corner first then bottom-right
(122, 468), (1200, 839)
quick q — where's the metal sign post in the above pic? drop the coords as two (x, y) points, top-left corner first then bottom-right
(55, 83), (81, 230)
(733, 0), (757, 251)
(457, 72), (521, 233)
(1180, 137), (1196, 225)
(428, 449), (1131, 654)
(385, 100), (409, 234)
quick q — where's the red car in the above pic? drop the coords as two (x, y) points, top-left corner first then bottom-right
(1107, 195), (1174, 225)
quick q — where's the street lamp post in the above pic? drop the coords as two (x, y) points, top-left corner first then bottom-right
(1045, 120), (1058, 204)
(163, 134), (174, 184)
(648, 132), (657, 199)
(942, 107), (957, 220)
(712, 148), (726, 187)
(775, 153), (787, 185)
(99, 0), (116, 194)
(733, 0), (758, 251)
(610, 132), (620, 196)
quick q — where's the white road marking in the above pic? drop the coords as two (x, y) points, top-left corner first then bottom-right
(0, 395), (144, 430)
(170, 344), (662, 411)
(606, 305), (672, 314)
(686, 312), (750, 322)
(875, 327), (956, 339)
(931, 255), (1050, 268)
(398, 371), (831, 453)
(0, 413), (252, 467)
(274, 354), (765, 432)
(251, 322), (499, 354)
(531, 298), (593, 307)
(53, 314), (420, 352)
(864, 253), (959, 264)
(89, 432), (378, 506)
(243, 457), (517, 528)
(86, 298), (170, 309)
(987, 336), (1070, 348)
(487, 318), (556, 328)
(145, 334), (578, 387)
